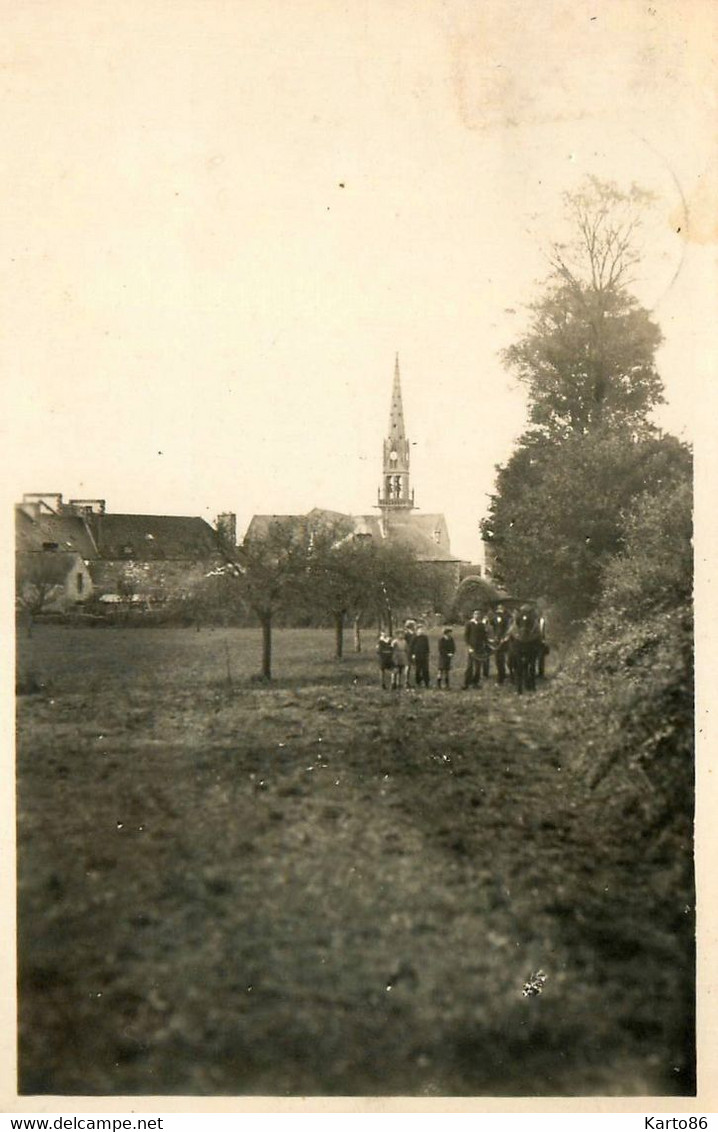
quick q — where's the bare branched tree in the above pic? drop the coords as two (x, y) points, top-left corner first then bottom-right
(16, 555), (67, 633)
(504, 177), (664, 437)
(550, 177), (655, 296)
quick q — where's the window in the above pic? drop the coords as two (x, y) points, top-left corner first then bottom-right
(77, 572), (84, 593)
(42, 541), (59, 551)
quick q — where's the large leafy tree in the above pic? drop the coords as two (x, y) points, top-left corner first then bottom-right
(481, 427), (691, 620)
(483, 177), (682, 621)
(504, 178), (664, 437)
(600, 474), (693, 620)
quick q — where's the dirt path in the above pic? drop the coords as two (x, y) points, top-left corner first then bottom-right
(17, 674), (690, 1096)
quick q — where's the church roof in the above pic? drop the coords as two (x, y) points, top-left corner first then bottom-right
(407, 513), (447, 532)
(244, 514), (310, 542)
(246, 510), (358, 542)
(243, 510), (459, 562)
(356, 515), (460, 562)
(306, 507), (353, 527)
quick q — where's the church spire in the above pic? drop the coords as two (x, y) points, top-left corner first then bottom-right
(388, 352), (406, 445)
(378, 354), (414, 514)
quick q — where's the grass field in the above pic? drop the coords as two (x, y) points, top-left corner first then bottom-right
(16, 626), (695, 1096)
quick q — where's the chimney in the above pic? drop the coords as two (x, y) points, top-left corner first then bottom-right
(216, 512), (237, 549)
(22, 492), (63, 514)
(69, 499), (106, 516)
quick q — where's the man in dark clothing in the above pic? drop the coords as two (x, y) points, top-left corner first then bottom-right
(487, 603), (513, 684)
(537, 609), (549, 678)
(403, 619), (417, 688)
(411, 624), (430, 687)
(463, 609), (487, 688)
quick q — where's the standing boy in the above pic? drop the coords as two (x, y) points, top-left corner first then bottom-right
(437, 626), (455, 688)
(376, 632), (394, 690)
(391, 630), (410, 689)
(411, 624), (430, 688)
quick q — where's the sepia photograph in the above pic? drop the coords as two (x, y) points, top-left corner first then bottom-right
(5, 0), (715, 1107)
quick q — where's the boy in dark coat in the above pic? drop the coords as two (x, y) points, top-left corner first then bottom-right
(437, 626), (455, 688)
(411, 624), (430, 687)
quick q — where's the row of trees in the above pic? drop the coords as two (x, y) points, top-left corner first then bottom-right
(481, 177), (692, 625)
(17, 514), (455, 674)
(199, 518), (440, 679)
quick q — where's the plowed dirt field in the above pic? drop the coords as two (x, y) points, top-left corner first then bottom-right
(16, 627), (694, 1096)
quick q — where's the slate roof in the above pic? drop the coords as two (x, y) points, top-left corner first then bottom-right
(15, 507), (97, 558)
(91, 514), (219, 560)
(244, 509), (460, 563)
(16, 505), (220, 562)
(356, 515), (459, 562)
(244, 515), (308, 541)
(407, 513), (450, 539)
(306, 507), (351, 525)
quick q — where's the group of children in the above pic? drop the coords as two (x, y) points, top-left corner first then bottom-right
(376, 604), (548, 691)
(376, 620), (456, 690)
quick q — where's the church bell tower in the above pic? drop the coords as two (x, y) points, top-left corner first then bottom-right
(378, 354), (415, 516)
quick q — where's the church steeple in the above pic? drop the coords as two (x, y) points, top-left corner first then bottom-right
(388, 353), (406, 446)
(378, 354), (415, 513)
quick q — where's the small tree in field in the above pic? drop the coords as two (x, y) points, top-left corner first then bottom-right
(190, 568), (245, 627)
(235, 518), (316, 680)
(304, 531), (369, 659)
(374, 541), (428, 633)
(16, 556), (66, 633)
(301, 524), (426, 658)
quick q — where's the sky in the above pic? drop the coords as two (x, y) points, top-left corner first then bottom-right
(2, 0), (716, 562)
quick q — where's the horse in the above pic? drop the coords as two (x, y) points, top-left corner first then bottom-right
(505, 606), (543, 693)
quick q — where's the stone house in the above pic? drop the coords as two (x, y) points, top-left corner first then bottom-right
(15, 549), (93, 614)
(15, 494), (229, 613)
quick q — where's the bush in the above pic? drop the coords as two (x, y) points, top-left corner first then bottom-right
(552, 474), (693, 820)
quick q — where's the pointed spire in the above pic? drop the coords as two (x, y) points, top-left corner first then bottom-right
(378, 353), (414, 513)
(388, 352), (406, 445)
